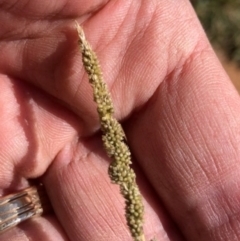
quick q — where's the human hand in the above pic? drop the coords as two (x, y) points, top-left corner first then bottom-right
(0, 1), (239, 240)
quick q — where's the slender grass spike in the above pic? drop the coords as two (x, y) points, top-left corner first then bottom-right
(75, 22), (149, 241)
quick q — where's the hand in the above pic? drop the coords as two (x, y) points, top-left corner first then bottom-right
(0, 1), (239, 240)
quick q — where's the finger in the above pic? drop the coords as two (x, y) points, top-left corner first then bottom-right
(43, 136), (184, 241)
(0, 216), (69, 241)
(1, 1), (197, 130)
(126, 6), (240, 241)
(0, 76), (79, 188)
(0, 0), (107, 22)
(0, 76), (79, 239)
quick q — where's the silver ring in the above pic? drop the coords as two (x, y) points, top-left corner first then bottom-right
(0, 185), (50, 233)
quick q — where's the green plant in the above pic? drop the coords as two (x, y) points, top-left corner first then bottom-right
(76, 23), (152, 241)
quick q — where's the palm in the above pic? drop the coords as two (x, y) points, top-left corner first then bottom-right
(1, 1), (238, 241)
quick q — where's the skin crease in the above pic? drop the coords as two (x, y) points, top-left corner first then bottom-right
(0, 0), (240, 240)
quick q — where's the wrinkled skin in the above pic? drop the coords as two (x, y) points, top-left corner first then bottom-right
(0, 0), (239, 240)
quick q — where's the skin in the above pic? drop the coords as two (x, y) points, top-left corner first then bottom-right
(0, 0), (239, 240)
